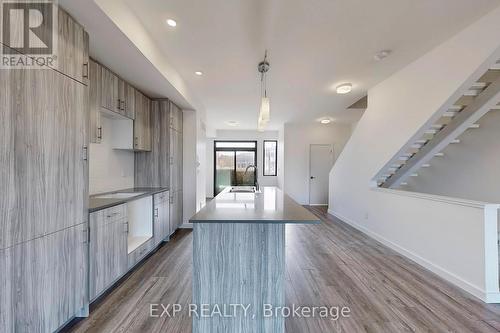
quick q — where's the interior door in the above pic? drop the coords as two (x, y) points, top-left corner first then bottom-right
(309, 144), (334, 205)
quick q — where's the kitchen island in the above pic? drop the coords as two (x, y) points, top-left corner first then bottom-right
(190, 186), (320, 333)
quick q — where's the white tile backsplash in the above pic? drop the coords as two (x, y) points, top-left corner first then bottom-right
(89, 116), (135, 194)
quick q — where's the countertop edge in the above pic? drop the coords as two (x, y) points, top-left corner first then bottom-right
(89, 187), (169, 213)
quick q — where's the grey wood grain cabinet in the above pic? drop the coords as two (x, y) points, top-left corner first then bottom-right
(1, 65), (89, 250)
(169, 190), (183, 234)
(89, 60), (102, 143)
(135, 100), (170, 187)
(99, 65), (118, 113)
(116, 79), (135, 119)
(154, 191), (170, 246)
(89, 206), (128, 301)
(0, 223), (88, 333)
(54, 8), (89, 85)
(134, 91), (152, 151)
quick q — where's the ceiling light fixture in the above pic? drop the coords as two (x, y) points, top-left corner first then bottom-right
(225, 120), (240, 127)
(195, 71), (203, 76)
(257, 51), (271, 131)
(320, 119), (331, 124)
(336, 83), (352, 94)
(166, 19), (177, 27)
(374, 49), (392, 61)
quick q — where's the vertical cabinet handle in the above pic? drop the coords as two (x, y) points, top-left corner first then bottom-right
(124, 221), (129, 233)
(97, 127), (102, 140)
(134, 137), (138, 148)
(82, 63), (89, 79)
(154, 208), (159, 218)
(82, 146), (88, 161)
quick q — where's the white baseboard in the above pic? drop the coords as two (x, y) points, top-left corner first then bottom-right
(327, 209), (493, 303)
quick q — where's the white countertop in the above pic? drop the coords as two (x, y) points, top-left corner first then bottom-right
(190, 186), (321, 224)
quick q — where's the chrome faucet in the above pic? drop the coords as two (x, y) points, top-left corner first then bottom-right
(244, 165), (259, 192)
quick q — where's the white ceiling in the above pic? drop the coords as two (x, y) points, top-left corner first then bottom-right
(118, 0), (498, 130)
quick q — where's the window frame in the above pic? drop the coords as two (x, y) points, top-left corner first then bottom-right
(263, 140), (278, 176)
(213, 140), (258, 196)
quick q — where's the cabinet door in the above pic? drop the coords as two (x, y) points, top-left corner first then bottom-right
(162, 199), (171, 240)
(134, 90), (144, 150)
(89, 60), (102, 143)
(1, 68), (88, 249)
(117, 78), (126, 116)
(169, 193), (177, 235)
(177, 191), (183, 229)
(89, 211), (128, 301)
(100, 66), (115, 112)
(143, 95), (152, 151)
(0, 223), (88, 333)
(153, 202), (163, 246)
(125, 83), (136, 119)
(134, 92), (152, 151)
(53, 8), (88, 85)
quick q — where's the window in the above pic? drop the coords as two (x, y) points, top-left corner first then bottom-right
(263, 140), (277, 176)
(214, 141), (257, 196)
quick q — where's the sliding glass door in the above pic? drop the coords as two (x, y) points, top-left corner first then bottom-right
(214, 141), (257, 196)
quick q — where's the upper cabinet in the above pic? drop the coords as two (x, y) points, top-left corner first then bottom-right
(55, 9), (89, 85)
(117, 79), (136, 119)
(99, 65), (118, 113)
(170, 102), (183, 132)
(134, 91), (152, 151)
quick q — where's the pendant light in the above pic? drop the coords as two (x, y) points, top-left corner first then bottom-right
(258, 51), (270, 130)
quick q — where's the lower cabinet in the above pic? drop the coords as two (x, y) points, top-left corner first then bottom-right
(169, 190), (183, 235)
(89, 206), (128, 301)
(154, 191), (170, 246)
(0, 223), (88, 333)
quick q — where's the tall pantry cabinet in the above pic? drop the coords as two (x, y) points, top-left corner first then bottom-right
(0, 7), (90, 333)
(169, 102), (184, 232)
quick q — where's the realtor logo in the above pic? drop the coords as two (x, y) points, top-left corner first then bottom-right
(0, 0), (58, 68)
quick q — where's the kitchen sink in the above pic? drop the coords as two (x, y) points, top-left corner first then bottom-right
(230, 186), (256, 193)
(94, 192), (146, 199)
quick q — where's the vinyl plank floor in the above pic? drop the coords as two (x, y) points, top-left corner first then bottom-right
(64, 207), (500, 333)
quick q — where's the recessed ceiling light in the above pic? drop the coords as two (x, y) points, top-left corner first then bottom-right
(166, 19), (177, 27)
(336, 83), (352, 94)
(320, 119), (331, 124)
(374, 49), (392, 61)
(225, 120), (240, 127)
(195, 71), (203, 76)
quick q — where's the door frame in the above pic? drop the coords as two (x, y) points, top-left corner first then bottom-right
(213, 140), (258, 197)
(308, 144), (334, 206)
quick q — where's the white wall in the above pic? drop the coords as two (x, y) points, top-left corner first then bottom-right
(283, 122), (352, 205)
(330, 6), (500, 301)
(206, 130), (279, 198)
(89, 116), (135, 194)
(405, 111), (500, 203)
(182, 109), (208, 224)
(182, 110), (197, 225)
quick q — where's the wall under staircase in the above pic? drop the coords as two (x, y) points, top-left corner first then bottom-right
(329, 6), (500, 302)
(403, 110), (500, 203)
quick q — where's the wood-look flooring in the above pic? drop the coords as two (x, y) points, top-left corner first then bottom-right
(64, 207), (500, 332)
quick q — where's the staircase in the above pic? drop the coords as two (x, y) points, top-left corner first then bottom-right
(376, 59), (500, 188)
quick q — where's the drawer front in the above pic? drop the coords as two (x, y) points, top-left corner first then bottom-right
(127, 238), (153, 269)
(103, 204), (126, 223)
